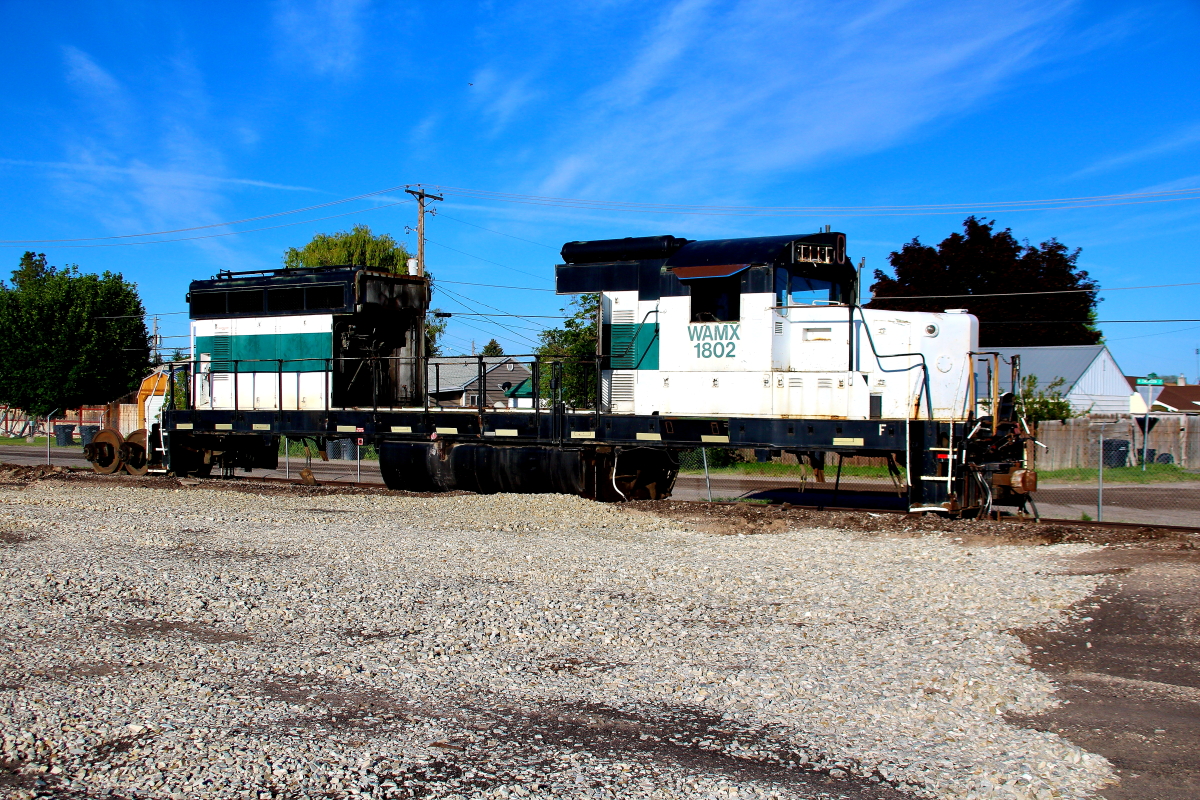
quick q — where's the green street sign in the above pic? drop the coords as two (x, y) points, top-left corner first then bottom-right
(1136, 378), (1164, 386)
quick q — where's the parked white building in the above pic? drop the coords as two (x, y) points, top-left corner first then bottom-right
(994, 345), (1133, 415)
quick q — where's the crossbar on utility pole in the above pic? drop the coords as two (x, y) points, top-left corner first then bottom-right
(404, 186), (443, 277)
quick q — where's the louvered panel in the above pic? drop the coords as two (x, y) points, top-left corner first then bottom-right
(610, 371), (635, 403)
(609, 310), (638, 369)
(212, 332), (232, 373)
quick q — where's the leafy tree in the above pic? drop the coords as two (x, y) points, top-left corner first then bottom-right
(425, 310), (449, 357)
(284, 224), (411, 270)
(1017, 375), (1078, 423)
(480, 338), (505, 357)
(0, 252), (151, 416)
(537, 293), (598, 408)
(868, 217), (1100, 347)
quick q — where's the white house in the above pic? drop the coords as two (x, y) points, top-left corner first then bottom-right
(994, 345), (1133, 415)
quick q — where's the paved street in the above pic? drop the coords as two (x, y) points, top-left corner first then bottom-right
(4, 445), (1196, 527)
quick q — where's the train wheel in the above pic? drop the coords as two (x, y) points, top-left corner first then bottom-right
(84, 428), (125, 474)
(122, 429), (150, 476)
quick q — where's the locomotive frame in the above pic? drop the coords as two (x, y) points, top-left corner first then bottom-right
(96, 231), (1039, 517)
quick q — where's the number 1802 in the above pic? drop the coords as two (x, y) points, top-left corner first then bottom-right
(694, 342), (736, 358)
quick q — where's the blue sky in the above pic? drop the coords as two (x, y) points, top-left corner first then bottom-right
(1, 0), (1198, 378)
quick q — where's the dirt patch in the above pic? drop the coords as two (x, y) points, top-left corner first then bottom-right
(1011, 547), (1200, 800)
(630, 499), (1200, 547)
(0, 464), (75, 484)
(0, 527), (37, 545)
(249, 675), (906, 797)
(110, 618), (251, 645)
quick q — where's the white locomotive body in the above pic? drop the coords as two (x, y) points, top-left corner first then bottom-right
(560, 232), (978, 424)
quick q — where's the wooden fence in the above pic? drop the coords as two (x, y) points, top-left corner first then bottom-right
(1034, 415), (1200, 470)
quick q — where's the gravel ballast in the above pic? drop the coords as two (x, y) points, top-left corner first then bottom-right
(0, 481), (1114, 799)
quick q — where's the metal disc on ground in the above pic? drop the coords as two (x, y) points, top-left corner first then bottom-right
(84, 428), (124, 474)
(122, 429), (150, 476)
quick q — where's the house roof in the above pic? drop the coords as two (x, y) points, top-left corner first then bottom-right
(504, 377), (534, 398)
(992, 345), (1111, 394)
(1152, 385), (1200, 412)
(427, 357), (528, 393)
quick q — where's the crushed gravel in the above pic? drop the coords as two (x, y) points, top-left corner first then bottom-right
(0, 481), (1115, 799)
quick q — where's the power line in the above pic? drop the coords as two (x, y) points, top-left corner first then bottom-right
(438, 279), (557, 293)
(985, 319), (1200, 324)
(424, 237), (551, 283)
(868, 280), (1200, 301)
(1112, 325), (1200, 341)
(443, 313), (569, 319)
(0, 185), (413, 244)
(2, 201), (412, 249)
(434, 285), (543, 346)
(451, 315), (542, 349)
(435, 211), (557, 249)
(436, 284), (551, 326)
(424, 184), (1200, 218)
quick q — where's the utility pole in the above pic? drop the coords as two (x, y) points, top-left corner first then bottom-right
(404, 186), (443, 277)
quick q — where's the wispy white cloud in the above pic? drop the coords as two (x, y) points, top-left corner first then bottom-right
(49, 46), (314, 266)
(1071, 123), (1200, 177)
(0, 158), (319, 192)
(468, 68), (541, 134)
(272, 0), (370, 78)
(61, 45), (136, 142)
(523, 0), (1084, 200)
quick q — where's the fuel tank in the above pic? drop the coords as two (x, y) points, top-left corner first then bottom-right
(378, 441), (678, 500)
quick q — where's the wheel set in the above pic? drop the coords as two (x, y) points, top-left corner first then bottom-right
(83, 428), (153, 476)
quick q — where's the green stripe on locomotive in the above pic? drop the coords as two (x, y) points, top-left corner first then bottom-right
(195, 332), (331, 373)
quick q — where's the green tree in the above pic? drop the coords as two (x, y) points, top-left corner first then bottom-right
(0, 252), (151, 416)
(1017, 375), (1077, 423)
(284, 224), (411, 271)
(868, 217), (1100, 347)
(537, 293), (598, 408)
(480, 338), (505, 357)
(425, 310), (449, 357)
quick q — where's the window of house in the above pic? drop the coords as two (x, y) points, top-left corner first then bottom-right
(689, 276), (740, 322)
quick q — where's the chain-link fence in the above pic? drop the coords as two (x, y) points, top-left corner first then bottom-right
(677, 416), (1200, 527)
(1026, 415), (1200, 526)
(674, 448), (910, 511)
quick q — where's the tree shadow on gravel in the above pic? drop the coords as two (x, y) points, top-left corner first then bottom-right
(249, 674), (907, 799)
(631, 500), (1200, 547)
(110, 618), (251, 645)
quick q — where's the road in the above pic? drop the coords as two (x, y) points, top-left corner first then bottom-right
(4, 445), (1196, 527)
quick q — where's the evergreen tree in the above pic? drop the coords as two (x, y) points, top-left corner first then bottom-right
(480, 338), (505, 356)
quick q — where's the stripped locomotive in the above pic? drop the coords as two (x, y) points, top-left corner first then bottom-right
(85, 231), (1038, 517)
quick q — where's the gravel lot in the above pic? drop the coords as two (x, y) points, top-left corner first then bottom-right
(0, 478), (1114, 799)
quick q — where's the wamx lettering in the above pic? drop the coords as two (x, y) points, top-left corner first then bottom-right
(689, 324), (739, 358)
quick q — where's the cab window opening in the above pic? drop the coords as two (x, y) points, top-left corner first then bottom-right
(689, 276), (740, 322)
(774, 267), (845, 306)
